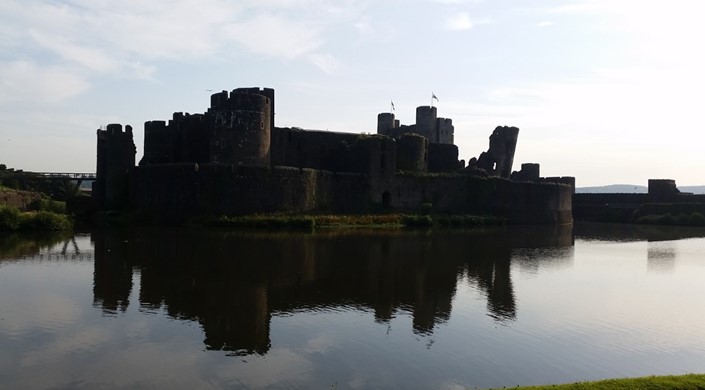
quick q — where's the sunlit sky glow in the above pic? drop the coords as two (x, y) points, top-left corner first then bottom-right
(1, 0), (704, 186)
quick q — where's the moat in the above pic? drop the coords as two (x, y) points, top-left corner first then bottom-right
(2, 225), (705, 389)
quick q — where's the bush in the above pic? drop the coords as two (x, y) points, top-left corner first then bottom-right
(0, 207), (70, 231)
(20, 211), (72, 231)
(29, 199), (67, 214)
(689, 212), (705, 226)
(0, 206), (22, 231)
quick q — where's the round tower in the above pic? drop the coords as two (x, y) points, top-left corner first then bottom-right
(415, 106), (437, 143)
(396, 133), (428, 172)
(210, 92), (271, 167)
(377, 113), (395, 136)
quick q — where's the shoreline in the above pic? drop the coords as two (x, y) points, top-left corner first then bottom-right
(488, 373), (705, 390)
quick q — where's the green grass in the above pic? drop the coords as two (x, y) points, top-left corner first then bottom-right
(207, 215), (316, 230)
(489, 373), (705, 390)
(203, 213), (505, 230)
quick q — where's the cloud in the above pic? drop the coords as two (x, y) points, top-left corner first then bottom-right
(445, 13), (474, 30)
(433, 0), (480, 4)
(0, 0), (369, 101)
(0, 61), (90, 104)
(222, 14), (323, 59)
(308, 53), (341, 74)
(537, 21), (554, 27)
(29, 30), (117, 73)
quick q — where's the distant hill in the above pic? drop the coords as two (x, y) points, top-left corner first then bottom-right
(681, 186), (705, 194)
(576, 184), (647, 193)
(577, 184), (705, 194)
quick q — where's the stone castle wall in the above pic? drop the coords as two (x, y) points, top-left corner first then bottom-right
(129, 164), (572, 225)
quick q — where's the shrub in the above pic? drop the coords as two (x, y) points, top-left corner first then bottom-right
(29, 199), (67, 214)
(689, 212), (705, 226)
(20, 211), (72, 231)
(0, 206), (21, 231)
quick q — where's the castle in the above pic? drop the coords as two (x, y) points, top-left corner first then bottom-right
(93, 87), (574, 224)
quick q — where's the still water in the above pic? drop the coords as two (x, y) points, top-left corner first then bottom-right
(1, 224), (705, 389)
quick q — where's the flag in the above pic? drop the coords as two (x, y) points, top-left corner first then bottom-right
(391, 100), (395, 111)
(432, 93), (439, 102)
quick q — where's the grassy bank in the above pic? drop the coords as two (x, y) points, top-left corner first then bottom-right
(489, 373), (705, 390)
(0, 205), (72, 231)
(204, 213), (505, 230)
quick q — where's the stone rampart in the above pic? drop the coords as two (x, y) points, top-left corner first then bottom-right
(128, 164), (571, 224)
(129, 164), (371, 216)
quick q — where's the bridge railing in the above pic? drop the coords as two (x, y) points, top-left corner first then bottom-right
(34, 172), (97, 180)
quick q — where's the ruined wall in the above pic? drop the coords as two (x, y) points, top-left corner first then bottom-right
(428, 143), (460, 172)
(474, 126), (519, 178)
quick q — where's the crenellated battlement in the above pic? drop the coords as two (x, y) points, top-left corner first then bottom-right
(94, 86), (573, 225)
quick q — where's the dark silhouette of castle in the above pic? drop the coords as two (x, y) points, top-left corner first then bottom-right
(93, 87), (574, 224)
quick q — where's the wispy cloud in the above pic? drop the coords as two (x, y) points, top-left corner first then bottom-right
(445, 13), (475, 30)
(0, 0), (370, 103)
(222, 14), (323, 59)
(0, 61), (90, 103)
(308, 53), (341, 74)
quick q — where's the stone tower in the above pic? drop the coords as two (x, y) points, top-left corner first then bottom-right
(208, 89), (272, 167)
(94, 124), (136, 210)
(415, 106), (438, 143)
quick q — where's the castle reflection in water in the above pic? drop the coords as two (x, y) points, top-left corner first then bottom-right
(91, 227), (574, 355)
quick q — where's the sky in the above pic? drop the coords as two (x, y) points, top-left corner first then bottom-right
(1, 0), (704, 187)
